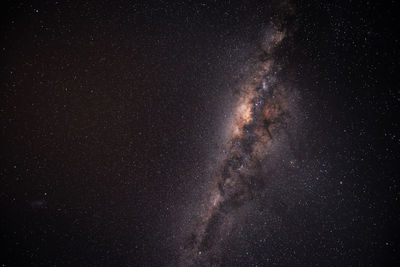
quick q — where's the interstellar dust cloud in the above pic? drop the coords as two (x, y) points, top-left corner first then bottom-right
(176, 24), (302, 265)
(173, 1), (304, 262)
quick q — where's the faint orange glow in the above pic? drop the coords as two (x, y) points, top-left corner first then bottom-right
(264, 102), (280, 120)
(238, 102), (252, 124)
(231, 100), (253, 137)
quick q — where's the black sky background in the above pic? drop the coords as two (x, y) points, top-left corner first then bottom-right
(1, 0), (399, 266)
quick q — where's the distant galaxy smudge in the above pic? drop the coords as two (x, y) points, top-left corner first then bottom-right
(179, 16), (300, 267)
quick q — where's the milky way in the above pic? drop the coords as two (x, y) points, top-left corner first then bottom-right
(178, 23), (302, 266)
(1, 0), (397, 265)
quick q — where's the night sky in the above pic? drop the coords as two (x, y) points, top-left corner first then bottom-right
(1, 0), (399, 266)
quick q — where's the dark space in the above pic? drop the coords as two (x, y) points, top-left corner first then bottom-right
(1, 0), (399, 266)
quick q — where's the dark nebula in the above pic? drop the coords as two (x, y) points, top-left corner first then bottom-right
(179, 22), (303, 265)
